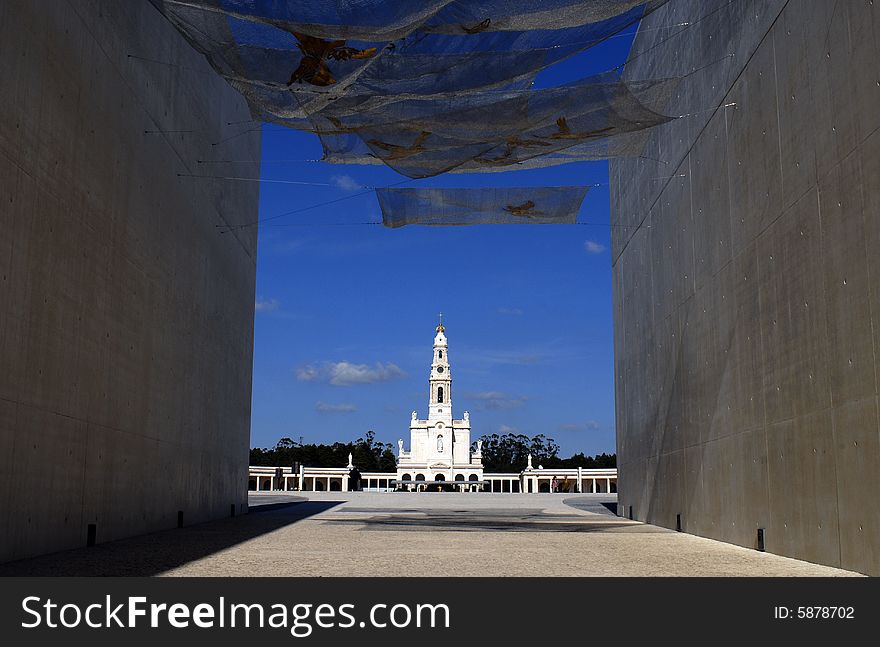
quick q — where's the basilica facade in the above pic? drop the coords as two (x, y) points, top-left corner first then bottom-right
(396, 319), (484, 488)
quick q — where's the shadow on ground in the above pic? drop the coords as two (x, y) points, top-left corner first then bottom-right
(562, 497), (619, 517)
(324, 507), (653, 533)
(0, 499), (343, 576)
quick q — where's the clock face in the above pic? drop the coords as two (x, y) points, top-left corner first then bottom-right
(436, 366), (444, 373)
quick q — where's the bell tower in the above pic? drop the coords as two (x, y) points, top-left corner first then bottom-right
(428, 313), (452, 421)
(396, 314), (482, 486)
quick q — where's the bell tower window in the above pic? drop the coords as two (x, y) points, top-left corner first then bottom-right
(438, 350), (443, 359)
(438, 386), (444, 403)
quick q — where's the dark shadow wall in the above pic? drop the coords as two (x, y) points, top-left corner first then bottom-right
(0, 0), (260, 562)
(611, 0), (880, 574)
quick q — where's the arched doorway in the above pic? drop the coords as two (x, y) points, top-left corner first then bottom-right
(539, 481), (550, 493)
(430, 473), (451, 492)
(314, 480), (325, 491)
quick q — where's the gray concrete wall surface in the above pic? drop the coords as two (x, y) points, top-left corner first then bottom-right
(0, 0), (260, 563)
(610, 0), (880, 574)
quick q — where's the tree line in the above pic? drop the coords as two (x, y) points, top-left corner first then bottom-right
(249, 431), (397, 472)
(473, 432), (615, 472)
(250, 431), (615, 472)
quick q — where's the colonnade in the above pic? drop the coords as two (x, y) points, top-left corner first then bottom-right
(248, 467), (617, 494)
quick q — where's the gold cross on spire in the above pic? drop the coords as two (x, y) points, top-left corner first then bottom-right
(436, 311), (445, 333)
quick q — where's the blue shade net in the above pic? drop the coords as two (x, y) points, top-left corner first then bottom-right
(153, 0), (676, 178)
(376, 186), (589, 227)
(311, 71), (676, 178)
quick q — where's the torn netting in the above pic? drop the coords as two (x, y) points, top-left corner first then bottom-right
(308, 71), (677, 177)
(152, 0), (673, 176)
(376, 186), (589, 227)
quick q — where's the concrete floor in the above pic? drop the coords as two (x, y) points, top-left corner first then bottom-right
(0, 492), (860, 576)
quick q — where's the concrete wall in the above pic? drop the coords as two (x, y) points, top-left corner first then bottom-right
(0, 0), (260, 562)
(611, 0), (880, 574)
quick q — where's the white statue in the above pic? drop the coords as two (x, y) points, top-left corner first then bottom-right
(437, 434), (444, 452)
(398, 439), (404, 454)
(463, 410), (470, 422)
(476, 439), (482, 453)
(527, 453), (533, 470)
(347, 452), (353, 469)
(412, 410), (418, 420)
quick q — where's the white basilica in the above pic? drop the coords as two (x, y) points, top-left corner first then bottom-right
(396, 318), (484, 488)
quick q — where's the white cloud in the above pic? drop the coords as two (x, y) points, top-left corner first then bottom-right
(463, 391), (528, 410)
(457, 339), (587, 373)
(315, 401), (357, 413)
(463, 349), (543, 367)
(255, 298), (279, 312)
(497, 307), (524, 316)
(559, 420), (601, 432)
(584, 240), (606, 254)
(498, 424), (519, 434)
(331, 174), (361, 192)
(296, 361), (407, 386)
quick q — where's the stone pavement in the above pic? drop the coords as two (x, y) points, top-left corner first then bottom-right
(0, 492), (860, 576)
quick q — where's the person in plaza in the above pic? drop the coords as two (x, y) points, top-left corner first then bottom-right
(349, 466), (362, 491)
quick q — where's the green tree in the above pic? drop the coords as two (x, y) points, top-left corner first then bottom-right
(472, 432), (614, 471)
(250, 431), (397, 471)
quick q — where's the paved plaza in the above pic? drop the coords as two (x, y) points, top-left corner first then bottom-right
(0, 493), (859, 577)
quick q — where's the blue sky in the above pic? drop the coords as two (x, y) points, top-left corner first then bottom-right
(249, 26), (638, 457)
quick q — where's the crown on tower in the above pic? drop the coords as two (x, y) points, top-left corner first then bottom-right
(436, 311), (445, 333)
